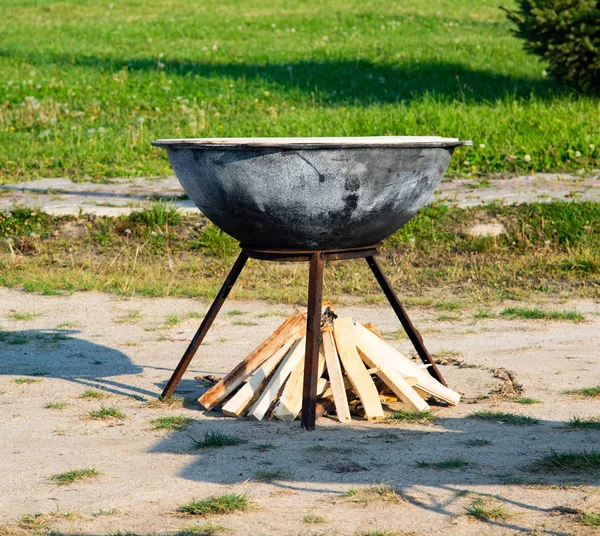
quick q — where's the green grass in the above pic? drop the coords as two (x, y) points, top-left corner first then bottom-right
(178, 494), (249, 516)
(9, 311), (38, 321)
(530, 450), (600, 473)
(14, 377), (42, 384)
(80, 388), (110, 399)
(566, 417), (600, 430)
(226, 309), (246, 316)
(464, 497), (511, 521)
(46, 401), (69, 410)
(1, 0), (599, 182)
(176, 522), (231, 535)
(416, 457), (472, 469)
(580, 512), (600, 527)
(388, 410), (437, 423)
(514, 397), (542, 405)
(189, 431), (247, 449)
(469, 410), (539, 426)
(2, 202), (600, 304)
(88, 405), (126, 420)
(565, 385), (600, 398)
(253, 469), (292, 482)
(499, 307), (585, 322)
(51, 468), (101, 485)
(147, 395), (184, 408)
(150, 415), (192, 430)
(232, 320), (259, 326)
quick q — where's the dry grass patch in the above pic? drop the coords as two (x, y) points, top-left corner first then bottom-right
(345, 483), (404, 504)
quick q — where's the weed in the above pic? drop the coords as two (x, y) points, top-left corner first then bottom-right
(14, 377), (42, 384)
(232, 320), (259, 326)
(165, 314), (182, 327)
(176, 522), (231, 535)
(416, 457), (472, 469)
(178, 494), (249, 516)
(469, 410), (539, 425)
(345, 483), (403, 504)
(51, 468), (101, 485)
(187, 312), (205, 319)
(515, 397), (542, 405)
(565, 385), (600, 398)
(147, 395), (184, 408)
(9, 312), (38, 321)
(91, 508), (120, 517)
(80, 388), (110, 399)
(129, 201), (181, 227)
(354, 531), (399, 536)
(530, 450), (600, 472)
(303, 515), (328, 524)
(463, 438), (493, 447)
(306, 445), (353, 455)
(500, 307), (585, 322)
(579, 512), (600, 526)
(190, 224), (237, 257)
(567, 416), (600, 430)
(435, 300), (462, 310)
(0, 329), (29, 345)
(254, 469), (292, 482)
(88, 405), (126, 420)
(150, 415), (192, 431)
(388, 410), (437, 423)
(57, 321), (80, 328)
(464, 497), (511, 521)
(46, 401), (69, 410)
(189, 431), (247, 449)
(226, 310), (246, 316)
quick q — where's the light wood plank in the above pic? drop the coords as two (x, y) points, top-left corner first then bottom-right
(353, 333), (428, 412)
(353, 323), (460, 406)
(198, 310), (306, 410)
(221, 337), (297, 417)
(247, 337), (306, 421)
(273, 343), (326, 421)
(333, 317), (384, 420)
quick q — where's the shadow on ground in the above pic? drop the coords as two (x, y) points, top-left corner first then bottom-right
(0, 50), (573, 103)
(0, 328), (150, 399)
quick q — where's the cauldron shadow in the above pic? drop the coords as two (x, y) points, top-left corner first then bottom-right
(149, 406), (599, 535)
(0, 328), (151, 399)
(0, 50), (572, 103)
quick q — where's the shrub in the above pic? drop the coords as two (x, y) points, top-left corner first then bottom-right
(503, 0), (600, 93)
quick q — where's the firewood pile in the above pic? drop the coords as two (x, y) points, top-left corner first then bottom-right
(198, 308), (460, 422)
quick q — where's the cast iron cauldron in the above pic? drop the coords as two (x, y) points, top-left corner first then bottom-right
(151, 137), (471, 250)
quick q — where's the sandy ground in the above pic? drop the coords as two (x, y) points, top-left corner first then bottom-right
(1, 288), (599, 535)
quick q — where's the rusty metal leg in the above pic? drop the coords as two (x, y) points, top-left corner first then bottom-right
(160, 251), (249, 399)
(365, 255), (448, 387)
(301, 253), (324, 431)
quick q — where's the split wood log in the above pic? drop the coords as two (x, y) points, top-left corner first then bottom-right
(353, 327), (429, 412)
(221, 336), (298, 417)
(353, 323), (460, 406)
(198, 310), (307, 410)
(272, 349), (326, 421)
(247, 336), (306, 421)
(333, 317), (384, 420)
(321, 330), (351, 423)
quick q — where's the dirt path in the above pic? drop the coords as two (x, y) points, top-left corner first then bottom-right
(2, 173), (599, 216)
(1, 289), (599, 535)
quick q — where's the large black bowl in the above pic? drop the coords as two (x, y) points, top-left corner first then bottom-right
(151, 137), (470, 250)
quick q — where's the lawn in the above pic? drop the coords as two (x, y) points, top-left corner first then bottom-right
(1, 201), (598, 303)
(0, 0), (598, 182)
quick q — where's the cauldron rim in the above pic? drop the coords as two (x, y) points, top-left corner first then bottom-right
(152, 136), (472, 150)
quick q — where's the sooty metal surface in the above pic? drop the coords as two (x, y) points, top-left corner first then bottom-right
(152, 137), (470, 250)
